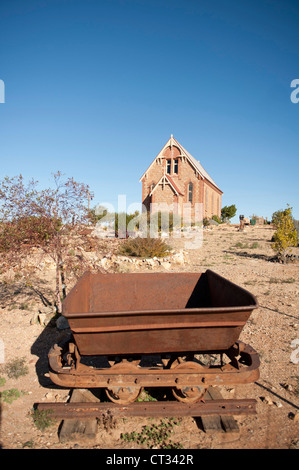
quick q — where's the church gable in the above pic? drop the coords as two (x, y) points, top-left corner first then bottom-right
(140, 135), (222, 218)
(150, 174), (184, 197)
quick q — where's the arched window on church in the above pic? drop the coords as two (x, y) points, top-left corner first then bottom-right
(188, 182), (193, 203)
(205, 188), (208, 211)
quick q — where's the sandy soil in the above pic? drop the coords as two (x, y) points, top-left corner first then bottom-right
(0, 223), (298, 450)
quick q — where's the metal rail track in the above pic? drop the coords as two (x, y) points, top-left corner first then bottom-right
(36, 398), (257, 419)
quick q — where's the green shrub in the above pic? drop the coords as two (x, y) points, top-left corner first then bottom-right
(221, 204), (237, 222)
(0, 388), (22, 404)
(119, 236), (171, 258)
(212, 215), (221, 224)
(271, 206), (297, 258)
(31, 409), (55, 431)
(121, 418), (183, 449)
(5, 357), (29, 379)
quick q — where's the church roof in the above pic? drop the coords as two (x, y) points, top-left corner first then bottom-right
(140, 135), (222, 193)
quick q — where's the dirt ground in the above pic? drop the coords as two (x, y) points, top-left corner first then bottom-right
(0, 223), (298, 450)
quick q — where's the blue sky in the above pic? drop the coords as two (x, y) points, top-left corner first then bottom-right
(0, 0), (298, 222)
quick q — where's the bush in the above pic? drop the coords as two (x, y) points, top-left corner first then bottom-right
(221, 204), (237, 222)
(121, 418), (183, 449)
(4, 357), (29, 379)
(271, 206), (297, 259)
(1, 388), (22, 404)
(212, 215), (221, 224)
(31, 409), (55, 431)
(119, 236), (171, 258)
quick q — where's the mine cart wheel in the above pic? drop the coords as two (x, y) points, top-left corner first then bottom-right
(105, 387), (143, 404)
(108, 357), (141, 367)
(105, 362), (143, 405)
(170, 358), (208, 403)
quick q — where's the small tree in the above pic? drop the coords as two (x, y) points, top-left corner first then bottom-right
(0, 172), (92, 312)
(221, 204), (237, 222)
(271, 206), (297, 260)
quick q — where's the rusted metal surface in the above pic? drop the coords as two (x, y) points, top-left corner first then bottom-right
(36, 398), (257, 419)
(62, 270), (258, 356)
(48, 270), (260, 406)
(48, 339), (260, 391)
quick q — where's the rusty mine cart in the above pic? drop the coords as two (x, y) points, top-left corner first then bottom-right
(41, 270), (260, 420)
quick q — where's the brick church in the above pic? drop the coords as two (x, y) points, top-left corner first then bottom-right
(140, 135), (223, 219)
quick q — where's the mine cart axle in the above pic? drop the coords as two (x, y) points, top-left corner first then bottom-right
(48, 339), (260, 404)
